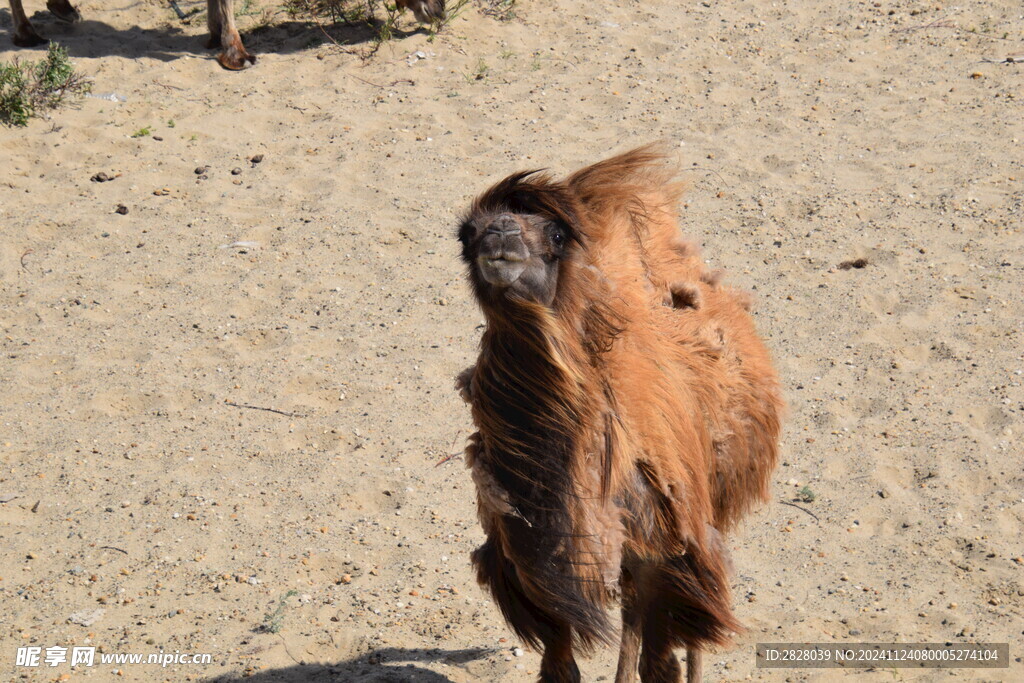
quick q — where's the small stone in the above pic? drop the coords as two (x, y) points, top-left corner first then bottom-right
(249, 154), (264, 165)
(68, 609), (106, 627)
(194, 165), (210, 175)
(115, 205), (129, 215)
(513, 648), (524, 657)
(231, 167), (243, 176)
(971, 72), (984, 79)
(339, 574), (352, 584)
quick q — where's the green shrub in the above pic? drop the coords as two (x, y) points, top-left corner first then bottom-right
(0, 43), (91, 126)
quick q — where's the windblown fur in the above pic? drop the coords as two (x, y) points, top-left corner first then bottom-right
(457, 145), (784, 679)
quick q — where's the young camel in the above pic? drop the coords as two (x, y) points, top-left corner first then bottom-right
(456, 145), (783, 682)
(6, 0), (444, 70)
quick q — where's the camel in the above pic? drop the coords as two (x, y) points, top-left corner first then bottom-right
(456, 145), (784, 682)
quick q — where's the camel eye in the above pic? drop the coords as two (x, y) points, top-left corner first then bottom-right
(550, 229), (566, 249)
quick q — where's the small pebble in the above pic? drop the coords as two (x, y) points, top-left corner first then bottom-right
(231, 167), (243, 175)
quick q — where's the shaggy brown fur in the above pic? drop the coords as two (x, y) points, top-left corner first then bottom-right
(456, 145), (783, 682)
(6, 0), (443, 70)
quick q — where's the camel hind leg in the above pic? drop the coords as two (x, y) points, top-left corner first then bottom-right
(686, 648), (702, 682)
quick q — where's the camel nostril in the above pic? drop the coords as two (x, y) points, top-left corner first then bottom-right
(486, 215), (521, 236)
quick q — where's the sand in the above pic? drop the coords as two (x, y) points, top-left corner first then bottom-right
(1, 0), (1022, 680)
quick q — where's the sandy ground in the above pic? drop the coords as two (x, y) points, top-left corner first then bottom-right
(1, 0), (1023, 680)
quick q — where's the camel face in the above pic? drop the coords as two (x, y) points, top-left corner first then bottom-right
(460, 211), (569, 306)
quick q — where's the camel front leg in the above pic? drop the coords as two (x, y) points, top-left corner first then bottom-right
(539, 621), (580, 683)
(9, 0), (46, 46)
(206, 0), (255, 70)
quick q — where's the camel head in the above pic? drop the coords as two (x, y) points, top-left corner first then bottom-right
(458, 171), (582, 308)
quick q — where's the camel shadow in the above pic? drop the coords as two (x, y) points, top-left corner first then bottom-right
(0, 7), (425, 65)
(205, 646), (495, 682)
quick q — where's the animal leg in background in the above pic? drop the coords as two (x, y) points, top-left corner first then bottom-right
(8, 0), (45, 47)
(396, 0), (446, 23)
(45, 0), (79, 23)
(206, 0), (255, 70)
(8, 0), (79, 47)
